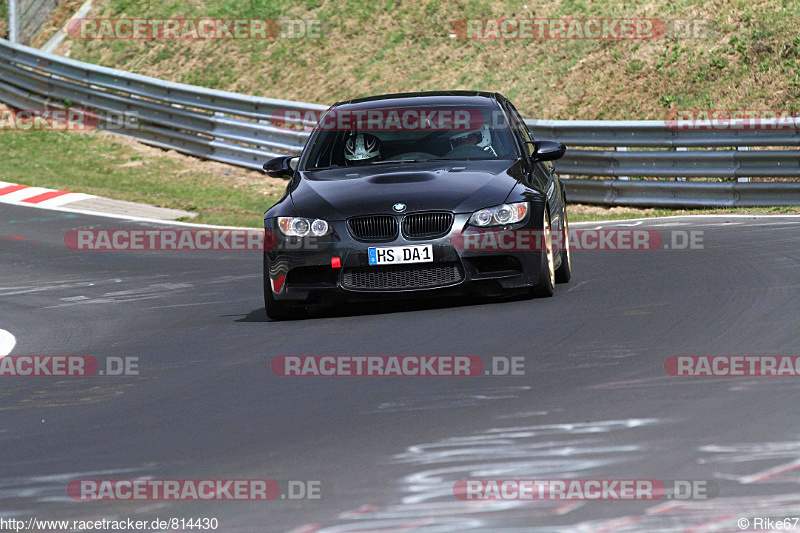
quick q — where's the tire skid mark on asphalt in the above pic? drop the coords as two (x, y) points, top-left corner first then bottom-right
(698, 222), (745, 227)
(0, 277), (127, 296)
(536, 342), (639, 372)
(592, 376), (800, 394)
(641, 222), (691, 228)
(42, 282), (194, 309)
(509, 439), (800, 531)
(0, 467), (144, 506)
(144, 297), (256, 310)
(397, 417), (654, 510)
(566, 280), (588, 292)
(562, 442), (800, 531)
(570, 494), (800, 532)
(296, 418), (657, 531)
(699, 441), (800, 484)
(0, 381), (133, 411)
(361, 386), (532, 414)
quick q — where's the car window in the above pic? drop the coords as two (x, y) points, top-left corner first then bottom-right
(504, 101), (535, 158)
(302, 105), (518, 171)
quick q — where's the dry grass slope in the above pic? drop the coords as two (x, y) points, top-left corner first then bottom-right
(61, 0), (800, 119)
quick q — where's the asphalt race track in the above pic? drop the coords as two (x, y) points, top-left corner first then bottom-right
(1, 203), (799, 532)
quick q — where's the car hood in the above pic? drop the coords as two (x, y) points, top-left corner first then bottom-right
(289, 160), (524, 219)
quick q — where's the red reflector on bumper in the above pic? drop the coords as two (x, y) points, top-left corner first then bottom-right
(331, 257), (341, 268)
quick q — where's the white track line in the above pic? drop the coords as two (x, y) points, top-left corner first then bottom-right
(0, 329), (16, 356)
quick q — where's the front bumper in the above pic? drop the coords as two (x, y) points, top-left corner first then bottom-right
(265, 208), (547, 303)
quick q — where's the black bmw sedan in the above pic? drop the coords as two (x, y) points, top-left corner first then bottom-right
(262, 91), (571, 319)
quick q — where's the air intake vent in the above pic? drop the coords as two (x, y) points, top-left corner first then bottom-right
(342, 263), (462, 291)
(402, 212), (454, 239)
(347, 215), (399, 242)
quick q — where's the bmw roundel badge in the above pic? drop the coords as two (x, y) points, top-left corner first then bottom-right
(392, 203), (407, 212)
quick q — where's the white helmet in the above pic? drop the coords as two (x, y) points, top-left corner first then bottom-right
(345, 133), (381, 162)
(450, 123), (493, 152)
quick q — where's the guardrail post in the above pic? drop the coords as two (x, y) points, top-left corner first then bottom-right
(737, 146), (751, 182)
(616, 146), (629, 180)
(8, 0), (19, 43)
(675, 147), (687, 181)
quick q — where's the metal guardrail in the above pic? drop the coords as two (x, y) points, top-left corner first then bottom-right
(563, 179), (800, 208)
(0, 38), (323, 170)
(0, 38), (798, 207)
(558, 149), (800, 178)
(527, 119), (800, 205)
(525, 119), (800, 147)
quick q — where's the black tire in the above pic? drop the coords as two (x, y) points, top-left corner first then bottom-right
(265, 282), (293, 320)
(555, 202), (572, 284)
(531, 208), (556, 298)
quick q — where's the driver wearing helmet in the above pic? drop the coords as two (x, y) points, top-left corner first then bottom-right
(449, 124), (496, 156)
(345, 132), (381, 165)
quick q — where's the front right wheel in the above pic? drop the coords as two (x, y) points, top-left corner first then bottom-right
(264, 281), (293, 320)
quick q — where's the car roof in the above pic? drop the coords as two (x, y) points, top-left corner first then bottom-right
(331, 91), (504, 110)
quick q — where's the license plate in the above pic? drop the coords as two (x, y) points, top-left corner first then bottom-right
(368, 244), (433, 265)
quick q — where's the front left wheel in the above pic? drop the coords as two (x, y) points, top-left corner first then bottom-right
(555, 203), (572, 283)
(531, 208), (556, 298)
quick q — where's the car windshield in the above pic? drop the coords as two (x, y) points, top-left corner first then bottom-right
(302, 104), (517, 171)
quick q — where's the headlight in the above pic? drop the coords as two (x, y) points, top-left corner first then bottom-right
(468, 202), (528, 227)
(278, 217), (331, 237)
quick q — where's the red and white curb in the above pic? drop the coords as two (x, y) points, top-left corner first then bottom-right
(0, 181), (95, 208)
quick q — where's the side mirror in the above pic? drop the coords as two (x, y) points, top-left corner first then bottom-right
(263, 156), (297, 178)
(527, 140), (566, 162)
